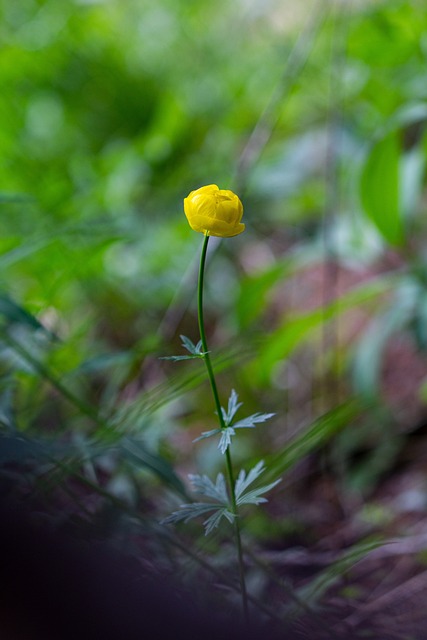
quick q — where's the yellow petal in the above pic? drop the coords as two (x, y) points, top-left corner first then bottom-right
(184, 185), (244, 238)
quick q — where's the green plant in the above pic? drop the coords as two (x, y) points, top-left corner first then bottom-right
(162, 187), (280, 622)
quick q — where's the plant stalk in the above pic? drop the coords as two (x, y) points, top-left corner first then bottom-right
(197, 232), (249, 622)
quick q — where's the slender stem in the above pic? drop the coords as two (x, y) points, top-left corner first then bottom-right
(197, 233), (249, 622)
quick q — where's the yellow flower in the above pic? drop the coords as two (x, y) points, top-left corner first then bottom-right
(184, 184), (245, 238)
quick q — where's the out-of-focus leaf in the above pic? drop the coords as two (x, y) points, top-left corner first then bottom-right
(72, 351), (134, 374)
(0, 238), (56, 268)
(0, 193), (33, 204)
(352, 306), (410, 399)
(235, 461), (280, 506)
(353, 274), (423, 397)
(400, 147), (425, 219)
(287, 537), (385, 617)
(159, 333), (208, 362)
(161, 472), (233, 535)
(0, 378), (17, 432)
(360, 132), (403, 246)
(261, 400), (360, 485)
(188, 472), (229, 503)
(236, 247), (321, 329)
(348, 3), (425, 67)
(0, 433), (45, 463)
(112, 342), (252, 427)
(159, 354), (204, 362)
(120, 437), (187, 498)
(0, 294), (53, 336)
(162, 503), (234, 536)
(253, 276), (393, 385)
(413, 292), (427, 352)
(179, 335), (204, 355)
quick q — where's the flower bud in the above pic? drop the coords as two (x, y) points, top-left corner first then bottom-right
(184, 184), (245, 238)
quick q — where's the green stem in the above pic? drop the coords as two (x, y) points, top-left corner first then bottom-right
(197, 233), (249, 623)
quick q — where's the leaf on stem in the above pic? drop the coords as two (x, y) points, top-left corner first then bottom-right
(188, 472), (229, 503)
(193, 390), (275, 453)
(161, 503), (234, 535)
(161, 472), (234, 535)
(235, 460), (281, 506)
(193, 428), (221, 443)
(180, 335), (205, 355)
(218, 427), (236, 455)
(159, 355), (203, 361)
(221, 388), (243, 425)
(232, 412), (275, 429)
(159, 335), (208, 361)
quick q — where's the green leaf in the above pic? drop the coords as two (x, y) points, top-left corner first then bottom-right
(360, 132), (404, 246)
(0, 433), (45, 463)
(233, 412), (275, 429)
(218, 427), (236, 455)
(261, 400), (360, 485)
(193, 428), (221, 443)
(236, 247), (321, 329)
(0, 192), (33, 204)
(162, 472), (234, 535)
(159, 354), (204, 361)
(221, 389), (243, 425)
(159, 335), (207, 361)
(180, 335), (204, 355)
(288, 537), (385, 616)
(161, 503), (234, 535)
(0, 294), (55, 337)
(234, 460), (281, 506)
(161, 502), (224, 524)
(194, 389), (274, 453)
(253, 276), (393, 384)
(203, 507), (235, 534)
(236, 480), (281, 506)
(188, 472), (229, 503)
(120, 437), (187, 498)
(0, 378), (17, 432)
(234, 460), (266, 499)
(352, 306), (410, 398)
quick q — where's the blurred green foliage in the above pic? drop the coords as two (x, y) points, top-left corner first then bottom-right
(1, 0), (427, 621)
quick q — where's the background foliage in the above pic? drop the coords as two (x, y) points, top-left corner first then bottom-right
(2, 0), (427, 634)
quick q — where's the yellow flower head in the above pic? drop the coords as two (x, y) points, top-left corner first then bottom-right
(184, 184), (245, 238)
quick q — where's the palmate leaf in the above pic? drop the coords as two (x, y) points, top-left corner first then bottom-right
(161, 503), (234, 536)
(195, 390), (275, 454)
(221, 389), (243, 425)
(203, 507), (235, 534)
(235, 461), (281, 506)
(233, 412), (275, 429)
(159, 354), (203, 361)
(180, 335), (204, 355)
(235, 460), (265, 498)
(236, 480), (282, 506)
(188, 472), (229, 503)
(159, 335), (208, 361)
(217, 410), (275, 453)
(193, 428), (221, 443)
(161, 472), (233, 535)
(218, 427), (235, 455)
